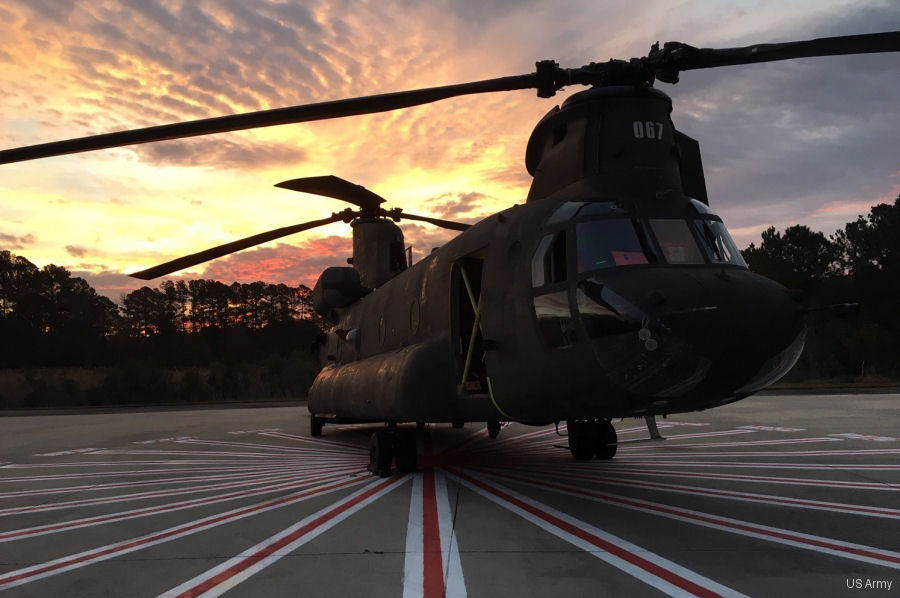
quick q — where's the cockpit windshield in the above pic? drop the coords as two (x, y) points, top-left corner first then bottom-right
(576, 219), (657, 273)
(537, 200), (748, 278)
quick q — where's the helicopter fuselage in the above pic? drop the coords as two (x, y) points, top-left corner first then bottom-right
(308, 190), (805, 426)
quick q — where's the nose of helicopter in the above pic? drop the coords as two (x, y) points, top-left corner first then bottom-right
(578, 267), (806, 405)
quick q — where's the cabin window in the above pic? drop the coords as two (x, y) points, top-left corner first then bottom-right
(531, 230), (568, 287)
(649, 219), (705, 265)
(576, 219), (654, 272)
(694, 219), (747, 267)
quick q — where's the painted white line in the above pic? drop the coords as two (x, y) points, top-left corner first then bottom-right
(87, 449), (296, 458)
(495, 466), (900, 519)
(0, 463), (302, 483)
(527, 465), (899, 491)
(0, 467), (363, 543)
(615, 448), (900, 458)
(227, 428), (282, 435)
(736, 426), (805, 432)
(133, 436), (194, 445)
(829, 433), (899, 442)
(34, 448), (103, 457)
(158, 475), (409, 598)
(0, 466), (300, 502)
(619, 437), (843, 451)
(435, 469), (466, 597)
(403, 473), (425, 598)
(598, 461), (900, 470)
(0, 463), (361, 518)
(177, 438), (359, 456)
(261, 431), (369, 453)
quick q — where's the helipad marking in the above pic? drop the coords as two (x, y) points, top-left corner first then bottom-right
(133, 436), (193, 445)
(0, 473), (370, 591)
(737, 426), (805, 432)
(498, 466), (900, 519)
(159, 475), (408, 598)
(0, 467), (361, 541)
(450, 468), (746, 597)
(34, 448), (102, 457)
(829, 433), (899, 442)
(475, 468), (900, 570)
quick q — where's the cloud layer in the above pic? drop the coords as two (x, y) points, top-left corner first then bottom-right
(1, 0), (898, 299)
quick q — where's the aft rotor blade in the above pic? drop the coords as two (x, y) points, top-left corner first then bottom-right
(666, 31), (900, 72)
(276, 175), (385, 214)
(129, 212), (349, 280)
(395, 211), (471, 231)
(0, 73), (546, 165)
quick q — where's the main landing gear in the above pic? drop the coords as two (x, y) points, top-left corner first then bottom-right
(566, 418), (617, 461)
(368, 426), (418, 477)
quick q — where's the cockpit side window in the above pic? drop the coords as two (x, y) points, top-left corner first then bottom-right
(649, 219), (705, 265)
(694, 219), (747, 267)
(531, 230), (568, 287)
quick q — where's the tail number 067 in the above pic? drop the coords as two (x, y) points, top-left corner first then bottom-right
(633, 120), (664, 140)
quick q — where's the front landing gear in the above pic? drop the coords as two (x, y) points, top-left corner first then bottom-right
(310, 415), (324, 437)
(566, 419), (617, 461)
(368, 427), (418, 477)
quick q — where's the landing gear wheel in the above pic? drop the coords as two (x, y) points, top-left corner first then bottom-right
(310, 415), (324, 437)
(396, 429), (418, 473)
(487, 421), (501, 439)
(594, 419), (617, 460)
(368, 430), (394, 477)
(567, 419), (596, 461)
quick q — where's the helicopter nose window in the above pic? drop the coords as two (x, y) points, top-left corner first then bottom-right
(534, 290), (578, 347)
(576, 219), (654, 272)
(648, 219), (705, 265)
(694, 219), (747, 267)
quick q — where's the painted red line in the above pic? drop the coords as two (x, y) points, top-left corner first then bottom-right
(480, 469), (900, 567)
(0, 475), (364, 587)
(423, 468), (444, 598)
(174, 475), (403, 598)
(447, 468), (722, 598)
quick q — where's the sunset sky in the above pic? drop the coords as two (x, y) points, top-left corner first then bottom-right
(2, 0), (898, 301)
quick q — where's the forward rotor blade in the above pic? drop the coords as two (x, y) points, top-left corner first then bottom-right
(662, 31), (900, 73)
(275, 175), (385, 214)
(129, 212), (349, 280)
(394, 211), (471, 231)
(0, 73), (546, 165)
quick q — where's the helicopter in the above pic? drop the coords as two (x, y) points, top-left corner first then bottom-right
(2, 31), (898, 476)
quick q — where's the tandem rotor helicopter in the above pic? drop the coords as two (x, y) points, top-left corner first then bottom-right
(2, 31), (899, 475)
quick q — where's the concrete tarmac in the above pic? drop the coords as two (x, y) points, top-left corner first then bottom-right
(0, 393), (897, 597)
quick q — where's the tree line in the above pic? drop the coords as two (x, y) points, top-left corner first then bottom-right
(741, 196), (900, 381)
(0, 252), (322, 406)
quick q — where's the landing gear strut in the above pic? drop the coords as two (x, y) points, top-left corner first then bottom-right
(566, 418), (617, 460)
(310, 415), (324, 437)
(368, 426), (418, 477)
